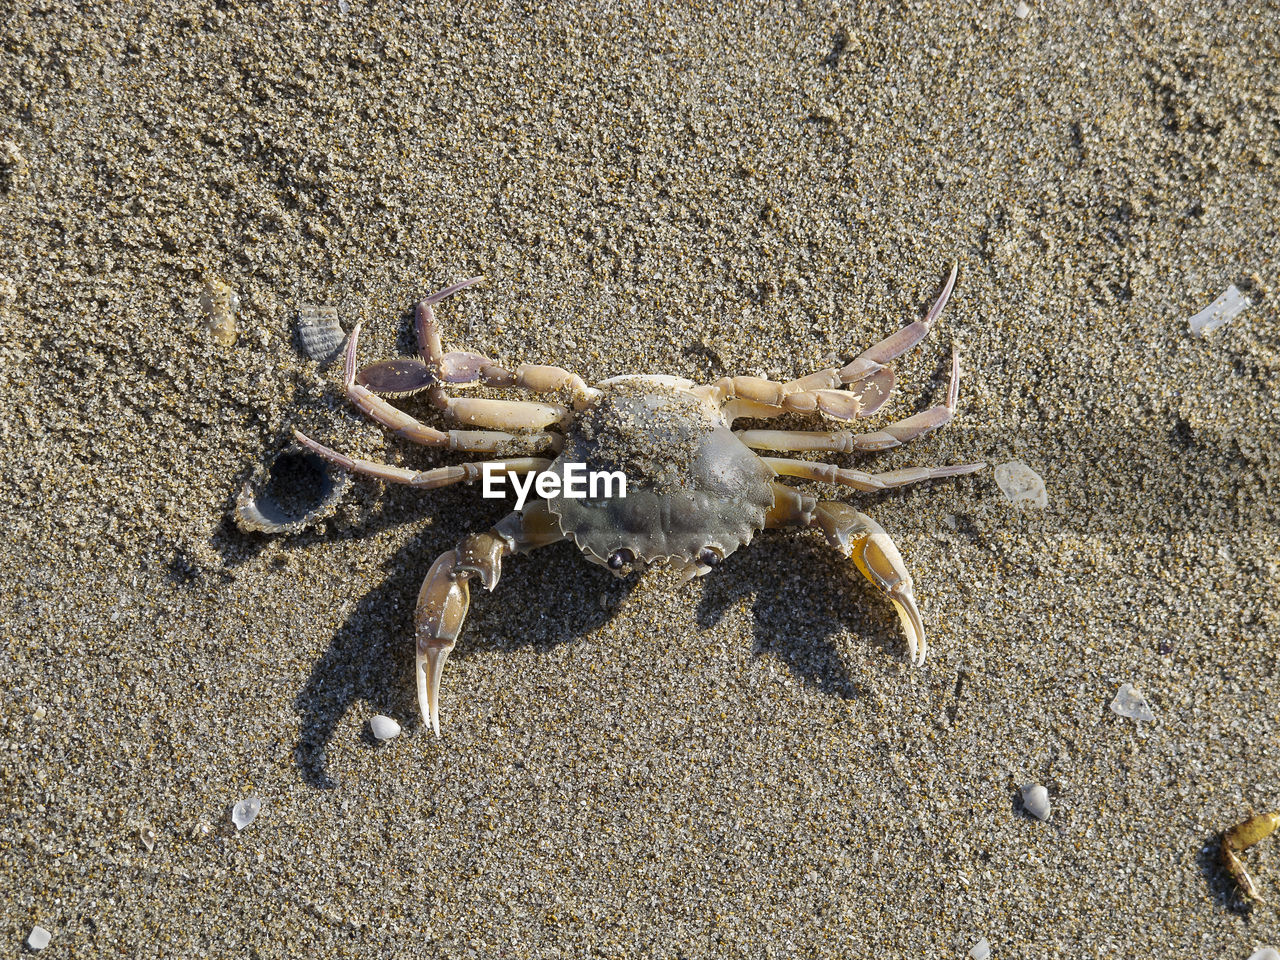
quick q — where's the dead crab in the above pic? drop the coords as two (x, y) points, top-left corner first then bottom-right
(295, 267), (985, 736)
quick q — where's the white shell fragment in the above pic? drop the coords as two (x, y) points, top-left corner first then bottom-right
(1110, 682), (1155, 722)
(199, 278), (240, 346)
(994, 461), (1047, 509)
(1022, 783), (1052, 821)
(234, 446), (352, 534)
(969, 937), (992, 960)
(26, 926), (52, 951)
(231, 797), (262, 830)
(1014, 1), (1030, 18)
(370, 715), (402, 741)
(1188, 285), (1249, 337)
(138, 824), (156, 852)
(1247, 948), (1280, 960)
(297, 304), (346, 362)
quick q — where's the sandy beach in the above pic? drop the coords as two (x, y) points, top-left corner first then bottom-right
(2, 1), (1278, 956)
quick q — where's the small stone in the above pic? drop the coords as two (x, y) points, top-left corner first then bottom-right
(1021, 784), (1051, 821)
(994, 461), (1047, 509)
(370, 715), (401, 741)
(1248, 948), (1280, 960)
(26, 926), (52, 951)
(32, 705), (46, 721)
(138, 824), (156, 852)
(1014, 1), (1030, 18)
(969, 936), (992, 960)
(231, 797), (262, 830)
(1110, 682), (1155, 722)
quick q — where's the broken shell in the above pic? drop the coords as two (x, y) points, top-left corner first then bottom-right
(1110, 682), (1155, 722)
(199, 278), (240, 346)
(1189, 285), (1250, 337)
(231, 796), (261, 830)
(370, 715), (401, 741)
(994, 460), (1047, 509)
(138, 824), (156, 852)
(297, 304), (346, 362)
(26, 926), (51, 952)
(1021, 783), (1052, 821)
(234, 445), (352, 534)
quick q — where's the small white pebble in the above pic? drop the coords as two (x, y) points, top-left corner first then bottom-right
(942, 514), (958, 531)
(1248, 948), (1280, 960)
(969, 936), (991, 960)
(1014, 1), (1030, 18)
(32, 705), (46, 721)
(138, 824), (156, 852)
(26, 926), (52, 951)
(231, 797), (262, 830)
(1189, 285), (1249, 336)
(1022, 784), (1052, 821)
(1110, 682), (1155, 722)
(370, 715), (401, 741)
(994, 461), (1047, 509)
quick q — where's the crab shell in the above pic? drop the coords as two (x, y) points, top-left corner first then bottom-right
(544, 375), (775, 578)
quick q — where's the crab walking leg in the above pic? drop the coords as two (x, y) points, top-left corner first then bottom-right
(713, 366), (898, 423)
(363, 290), (593, 406)
(293, 430), (551, 489)
(833, 261), (958, 385)
(336, 325), (562, 453)
(709, 263), (959, 423)
(443, 397), (571, 431)
(416, 502), (565, 736)
(762, 456), (986, 492)
(739, 346), (967, 453)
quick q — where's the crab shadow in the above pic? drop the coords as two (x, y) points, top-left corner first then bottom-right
(696, 532), (899, 701)
(290, 489), (635, 788)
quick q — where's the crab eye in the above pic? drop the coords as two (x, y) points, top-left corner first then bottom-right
(698, 547), (722, 568)
(608, 548), (635, 570)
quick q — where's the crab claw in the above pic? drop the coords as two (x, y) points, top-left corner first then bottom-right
(415, 553), (471, 737)
(848, 516), (927, 666)
(812, 504), (928, 666)
(416, 642), (453, 738)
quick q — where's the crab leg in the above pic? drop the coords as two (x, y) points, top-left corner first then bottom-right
(337, 324), (562, 453)
(710, 263), (959, 424)
(362, 277), (590, 396)
(739, 345), (967, 453)
(763, 456), (985, 491)
(416, 502), (565, 736)
(293, 430), (551, 489)
(765, 486), (930, 666)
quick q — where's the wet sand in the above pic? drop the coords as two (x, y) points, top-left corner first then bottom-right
(2, 2), (1278, 956)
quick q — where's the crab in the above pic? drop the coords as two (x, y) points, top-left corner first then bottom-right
(294, 266), (985, 737)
